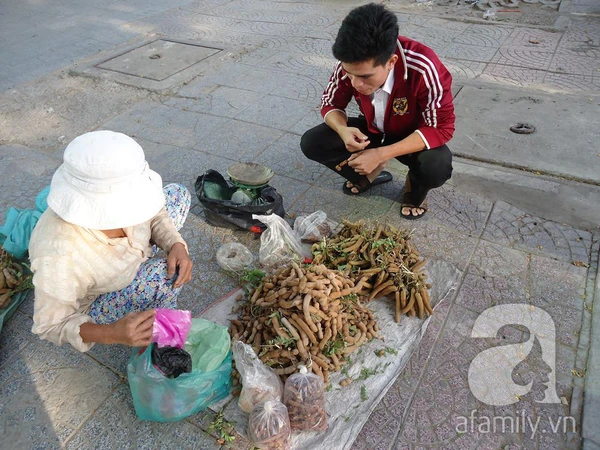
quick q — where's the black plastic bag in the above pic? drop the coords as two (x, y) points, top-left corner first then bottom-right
(151, 344), (193, 379)
(195, 170), (285, 231)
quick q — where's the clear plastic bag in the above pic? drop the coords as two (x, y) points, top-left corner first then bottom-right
(252, 214), (310, 268)
(283, 365), (328, 431)
(249, 400), (292, 450)
(216, 242), (253, 272)
(232, 341), (284, 413)
(293, 210), (340, 243)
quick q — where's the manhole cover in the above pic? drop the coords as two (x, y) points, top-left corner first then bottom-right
(96, 40), (220, 81)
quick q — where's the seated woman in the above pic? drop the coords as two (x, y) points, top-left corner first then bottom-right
(29, 130), (193, 352)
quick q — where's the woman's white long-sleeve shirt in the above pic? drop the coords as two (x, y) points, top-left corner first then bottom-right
(29, 207), (186, 352)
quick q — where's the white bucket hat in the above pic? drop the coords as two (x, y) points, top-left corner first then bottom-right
(47, 130), (165, 229)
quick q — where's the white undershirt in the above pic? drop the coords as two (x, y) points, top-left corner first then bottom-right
(370, 67), (395, 133)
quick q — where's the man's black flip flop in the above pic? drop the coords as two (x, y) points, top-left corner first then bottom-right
(342, 171), (393, 195)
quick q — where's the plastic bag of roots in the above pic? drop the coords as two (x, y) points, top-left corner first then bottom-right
(249, 400), (292, 450)
(232, 341), (284, 413)
(283, 365), (328, 432)
(293, 210), (340, 243)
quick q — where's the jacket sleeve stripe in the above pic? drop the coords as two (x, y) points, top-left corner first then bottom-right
(321, 61), (343, 108)
(405, 50), (444, 128)
(406, 50), (444, 108)
(406, 62), (435, 127)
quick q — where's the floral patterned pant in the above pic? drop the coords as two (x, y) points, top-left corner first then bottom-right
(88, 184), (191, 325)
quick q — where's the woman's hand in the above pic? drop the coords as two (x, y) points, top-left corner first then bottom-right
(108, 309), (156, 347)
(167, 242), (193, 288)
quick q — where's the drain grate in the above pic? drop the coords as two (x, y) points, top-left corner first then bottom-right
(96, 39), (221, 82)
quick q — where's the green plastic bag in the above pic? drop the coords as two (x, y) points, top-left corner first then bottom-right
(184, 318), (231, 372)
(127, 319), (232, 422)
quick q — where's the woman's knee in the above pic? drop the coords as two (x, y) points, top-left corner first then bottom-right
(163, 184), (191, 229)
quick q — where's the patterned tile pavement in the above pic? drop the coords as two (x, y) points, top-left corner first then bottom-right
(1, 0), (599, 449)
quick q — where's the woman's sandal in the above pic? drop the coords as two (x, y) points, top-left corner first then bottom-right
(342, 171), (393, 195)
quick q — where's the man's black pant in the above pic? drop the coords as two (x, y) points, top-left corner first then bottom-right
(300, 117), (453, 207)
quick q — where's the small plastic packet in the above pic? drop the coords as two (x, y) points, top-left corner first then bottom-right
(253, 214), (310, 269)
(249, 400), (293, 450)
(293, 211), (340, 243)
(283, 365), (328, 431)
(152, 309), (192, 348)
(232, 341), (284, 413)
(216, 242), (253, 272)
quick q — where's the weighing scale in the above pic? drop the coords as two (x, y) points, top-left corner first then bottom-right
(226, 162), (274, 205)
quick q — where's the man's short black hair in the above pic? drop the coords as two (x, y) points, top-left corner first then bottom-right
(332, 3), (399, 66)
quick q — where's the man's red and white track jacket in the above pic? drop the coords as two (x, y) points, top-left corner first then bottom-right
(320, 36), (455, 149)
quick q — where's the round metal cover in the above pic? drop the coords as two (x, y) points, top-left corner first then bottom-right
(510, 123), (536, 134)
(227, 162), (274, 186)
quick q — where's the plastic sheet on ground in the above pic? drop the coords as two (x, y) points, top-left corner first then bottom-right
(201, 260), (462, 449)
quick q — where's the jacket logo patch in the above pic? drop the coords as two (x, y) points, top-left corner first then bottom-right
(392, 97), (408, 116)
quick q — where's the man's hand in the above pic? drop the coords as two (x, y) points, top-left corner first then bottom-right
(348, 148), (384, 175)
(338, 127), (370, 152)
(167, 242), (193, 288)
(109, 309), (156, 347)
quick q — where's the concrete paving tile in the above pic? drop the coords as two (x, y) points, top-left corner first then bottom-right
(234, 94), (317, 132)
(442, 58), (488, 80)
(101, 101), (231, 151)
(0, 311), (34, 369)
(290, 184), (393, 223)
(0, 144), (58, 218)
(291, 37), (337, 58)
(425, 184), (493, 236)
(166, 88), (264, 118)
(455, 271), (528, 315)
(480, 65), (547, 88)
(481, 201), (592, 263)
(198, 118), (286, 161)
(0, 339), (119, 447)
(490, 48), (554, 70)
(255, 132), (325, 184)
(452, 24), (513, 48)
(397, 222), (478, 273)
(529, 253), (587, 311)
(257, 52), (335, 80)
(438, 43), (499, 63)
(544, 73), (600, 94)
(501, 28), (562, 52)
(150, 145), (238, 198)
(288, 109), (323, 136)
(549, 52), (600, 76)
(64, 382), (220, 449)
(86, 343), (132, 377)
(468, 239), (529, 280)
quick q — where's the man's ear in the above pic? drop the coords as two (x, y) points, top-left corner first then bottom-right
(387, 54), (398, 69)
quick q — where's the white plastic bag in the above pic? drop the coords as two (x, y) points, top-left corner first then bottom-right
(216, 242), (253, 272)
(293, 210), (340, 243)
(252, 214), (310, 268)
(232, 341), (284, 413)
(249, 400), (293, 450)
